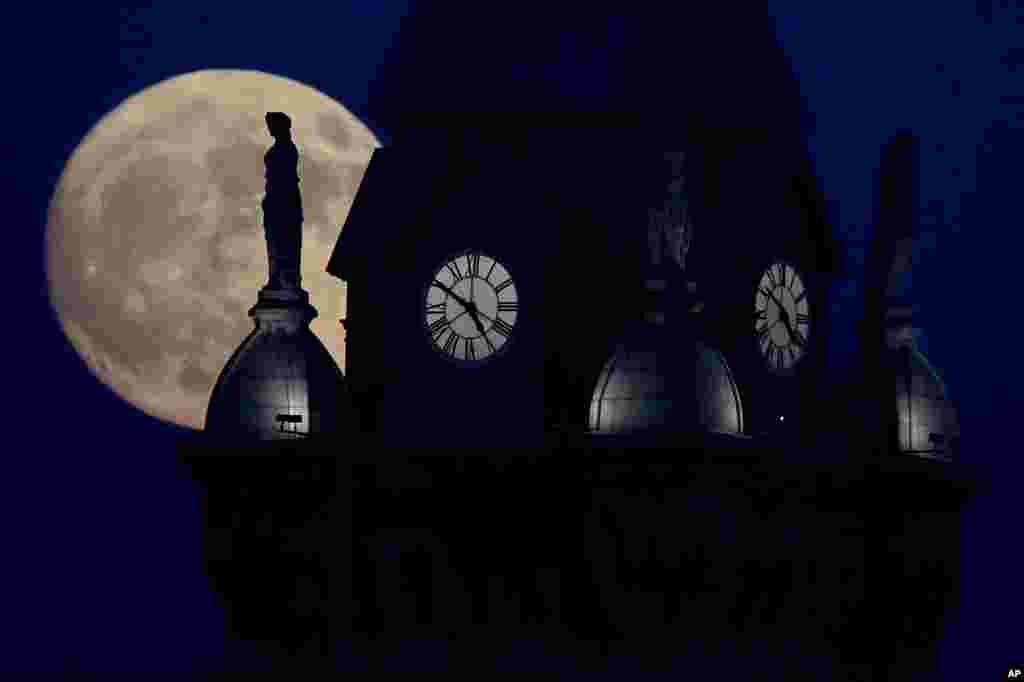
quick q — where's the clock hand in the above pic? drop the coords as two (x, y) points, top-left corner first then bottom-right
(776, 304), (807, 347)
(462, 277), (489, 336)
(761, 287), (801, 344)
(433, 280), (489, 337)
(761, 286), (785, 312)
(778, 312), (796, 344)
(467, 306), (488, 337)
(455, 309), (490, 345)
(448, 309), (470, 325)
(433, 280), (475, 312)
(787, 316), (806, 347)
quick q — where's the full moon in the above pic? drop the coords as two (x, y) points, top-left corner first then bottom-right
(46, 70), (379, 430)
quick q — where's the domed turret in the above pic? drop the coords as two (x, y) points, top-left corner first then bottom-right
(205, 289), (354, 442)
(588, 316), (743, 436)
(883, 307), (960, 460)
(588, 151), (743, 438)
(204, 112), (355, 445)
(864, 132), (959, 461)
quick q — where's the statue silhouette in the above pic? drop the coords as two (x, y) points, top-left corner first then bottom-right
(262, 112), (303, 290)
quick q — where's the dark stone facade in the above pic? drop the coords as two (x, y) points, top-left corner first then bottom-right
(181, 435), (977, 675)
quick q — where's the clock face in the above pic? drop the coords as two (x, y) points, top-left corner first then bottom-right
(424, 250), (518, 365)
(754, 260), (811, 374)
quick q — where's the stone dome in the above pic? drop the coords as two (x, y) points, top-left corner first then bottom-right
(588, 319), (743, 436)
(888, 344), (960, 461)
(205, 290), (354, 443)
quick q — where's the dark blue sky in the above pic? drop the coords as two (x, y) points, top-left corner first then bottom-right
(8, 0), (1021, 674)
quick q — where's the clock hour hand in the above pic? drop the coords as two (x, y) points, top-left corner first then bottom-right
(776, 306), (807, 347)
(779, 313), (797, 344)
(788, 318), (807, 347)
(467, 307), (488, 337)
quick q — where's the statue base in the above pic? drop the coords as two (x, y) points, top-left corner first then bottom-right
(248, 285), (318, 334)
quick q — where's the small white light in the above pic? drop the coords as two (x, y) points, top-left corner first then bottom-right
(779, 415), (785, 422)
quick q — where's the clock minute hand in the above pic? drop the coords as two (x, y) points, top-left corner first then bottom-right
(761, 287), (797, 341)
(468, 309), (488, 337)
(434, 279), (488, 337)
(433, 280), (474, 311)
(779, 312), (798, 344)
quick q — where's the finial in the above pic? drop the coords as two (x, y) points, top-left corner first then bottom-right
(654, 152), (693, 272)
(643, 152), (695, 325)
(866, 130), (922, 350)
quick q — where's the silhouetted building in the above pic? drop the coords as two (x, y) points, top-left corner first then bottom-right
(314, 121), (974, 675)
(181, 9), (978, 676)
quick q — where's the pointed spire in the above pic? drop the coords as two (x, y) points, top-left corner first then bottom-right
(865, 130), (922, 350)
(860, 131), (960, 461)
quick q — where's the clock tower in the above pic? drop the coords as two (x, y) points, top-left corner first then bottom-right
(329, 116), (710, 450)
(186, 2), (980, 672)
(329, 125), (552, 449)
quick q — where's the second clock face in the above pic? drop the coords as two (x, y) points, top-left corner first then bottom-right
(754, 260), (811, 374)
(424, 250), (518, 365)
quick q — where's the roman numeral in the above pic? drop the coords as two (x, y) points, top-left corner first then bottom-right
(494, 278), (513, 294)
(485, 259), (497, 282)
(445, 259), (462, 281)
(794, 289), (807, 304)
(754, 309), (768, 322)
(775, 263), (787, 288)
(425, 301), (445, 315)
(482, 333), (496, 353)
(756, 324), (771, 347)
(765, 268), (778, 288)
(464, 337), (477, 361)
(775, 345), (784, 369)
(759, 286), (774, 300)
(492, 316), (514, 337)
(796, 313), (810, 325)
(429, 316), (451, 337)
(467, 252), (481, 277)
(497, 300), (518, 312)
(793, 328), (807, 347)
(442, 331), (459, 356)
(787, 345), (797, 365)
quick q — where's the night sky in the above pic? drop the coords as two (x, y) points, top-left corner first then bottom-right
(9, 0), (1021, 674)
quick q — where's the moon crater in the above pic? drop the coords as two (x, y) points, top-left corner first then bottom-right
(47, 70), (379, 430)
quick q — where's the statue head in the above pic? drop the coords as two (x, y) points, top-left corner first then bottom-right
(266, 112), (292, 139)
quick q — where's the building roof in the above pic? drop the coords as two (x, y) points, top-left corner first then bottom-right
(205, 294), (355, 444)
(589, 317), (744, 436)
